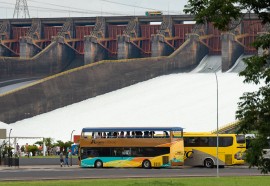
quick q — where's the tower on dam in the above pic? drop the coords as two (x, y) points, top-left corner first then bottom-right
(13, 0), (30, 19)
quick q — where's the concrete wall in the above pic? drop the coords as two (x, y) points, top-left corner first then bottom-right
(19, 157), (78, 166)
(221, 33), (244, 72)
(117, 35), (141, 59)
(0, 45), (11, 57)
(151, 34), (174, 57)
(84, 36), (108, 64)
(0, 33), (209, 123)
(169, 34), (209, 69)
(19, 37), (41, 59)
(0, 37), (77, 80)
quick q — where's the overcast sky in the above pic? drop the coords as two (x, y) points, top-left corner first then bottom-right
(0, 0), (188, 19)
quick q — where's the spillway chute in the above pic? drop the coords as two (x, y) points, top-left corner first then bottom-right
(191, 55), (221, 73)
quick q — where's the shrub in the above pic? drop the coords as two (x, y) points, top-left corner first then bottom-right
(27, 145), (39, 156)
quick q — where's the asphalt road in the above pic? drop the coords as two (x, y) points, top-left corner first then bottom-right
(0, 166), (266, 181)
(0, 77), (40, 94)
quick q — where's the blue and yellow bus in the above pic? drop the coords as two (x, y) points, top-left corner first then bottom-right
(78, 127), (184, 168)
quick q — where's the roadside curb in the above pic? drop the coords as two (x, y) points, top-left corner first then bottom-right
(0, 165), (79, 170)
(0, 165), (255, 171)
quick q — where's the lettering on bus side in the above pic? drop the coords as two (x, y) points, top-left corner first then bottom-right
(89, 140), (116, 144)
(184, 151), (194, 159)
(90, 140), (104, 144)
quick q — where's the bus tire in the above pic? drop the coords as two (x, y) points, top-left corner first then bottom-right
(95, 160), (103, 168)
(142, 160), (151, 169)
(204, 158), (214, 168)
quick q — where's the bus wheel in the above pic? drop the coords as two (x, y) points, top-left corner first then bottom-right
(95, 160), (103, 168)
(204, 158), (214, 168)
(142, 160), (151, 169)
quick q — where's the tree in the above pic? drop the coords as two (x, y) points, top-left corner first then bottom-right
(34, 140), (43, 147)
(54, 140), (72, 153)
(184, 0), (270, 31)
(34, 138), (54, 148)
(34, 138), (55, 155)
(184, 0), (270, 173)
(27, 145), (39, 156)
(44, 138), (54, 147)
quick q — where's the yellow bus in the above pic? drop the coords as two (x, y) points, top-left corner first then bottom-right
(78, 127), (184, 168)
(183, 132), (246, 168)
(145, 11), (163, 16)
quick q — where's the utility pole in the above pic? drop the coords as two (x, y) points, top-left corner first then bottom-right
(13, 0), (30, 19)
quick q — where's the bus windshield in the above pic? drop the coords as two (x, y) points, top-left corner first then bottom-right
(236, 135), (246, 144)
(79, 127), (184, 168)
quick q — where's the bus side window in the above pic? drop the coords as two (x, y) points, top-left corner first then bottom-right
(144, 131), (149, 138)
(200, 137), (209, 146)
(209, 137), (217, 147)
(184, 138), (188, 146)
(149, 131), (155, 138)
(119, 131), (124, 138)
(113, 148), (122, 156)
(186, 137), (200, 147)
(126, 131), (131, 138)
(113, 132), (118, 138)
(221, 137), (233, 147)
(88, 150), (99, 157)
(122, 148), (131, 156)
(163, 131), (169, 138)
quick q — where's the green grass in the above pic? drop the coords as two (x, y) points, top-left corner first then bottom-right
(0, 177), (270, 186)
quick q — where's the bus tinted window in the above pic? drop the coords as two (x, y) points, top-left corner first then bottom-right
(184, 137), (233, 147)
(221, 137), (233, 147)
(236, 135), (245, 144)
(81, 147), (170, 158)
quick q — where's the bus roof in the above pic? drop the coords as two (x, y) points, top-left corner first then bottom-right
(183, 132), (240, 136)
(82, 127), (183, 132)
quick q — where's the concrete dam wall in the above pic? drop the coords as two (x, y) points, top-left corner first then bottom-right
(0, 37), (79, 80)
(0, 34), (208, 123)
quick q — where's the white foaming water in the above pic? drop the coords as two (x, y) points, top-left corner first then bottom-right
(5, 73), (261, 144)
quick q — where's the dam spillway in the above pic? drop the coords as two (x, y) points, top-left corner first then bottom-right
(0, 14), (267, 123)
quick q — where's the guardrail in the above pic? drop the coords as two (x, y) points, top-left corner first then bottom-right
(0, 157), (19, 167)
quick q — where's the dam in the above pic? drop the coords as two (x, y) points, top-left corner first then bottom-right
(0, 14), (267, 123)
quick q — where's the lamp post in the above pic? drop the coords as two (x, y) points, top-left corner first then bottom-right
(8, 129), (12, 167)
(208, 67), (219, 177)
(70, 130), (75, 166)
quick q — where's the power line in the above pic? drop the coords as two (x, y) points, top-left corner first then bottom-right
(100, 0), (180, 14)
(100, 0), (158, 11)
(28, 0), (115, 15)
(27, 0), (133, 16)
(1, 0), (181, 18)
(0, 1), (133, 16)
